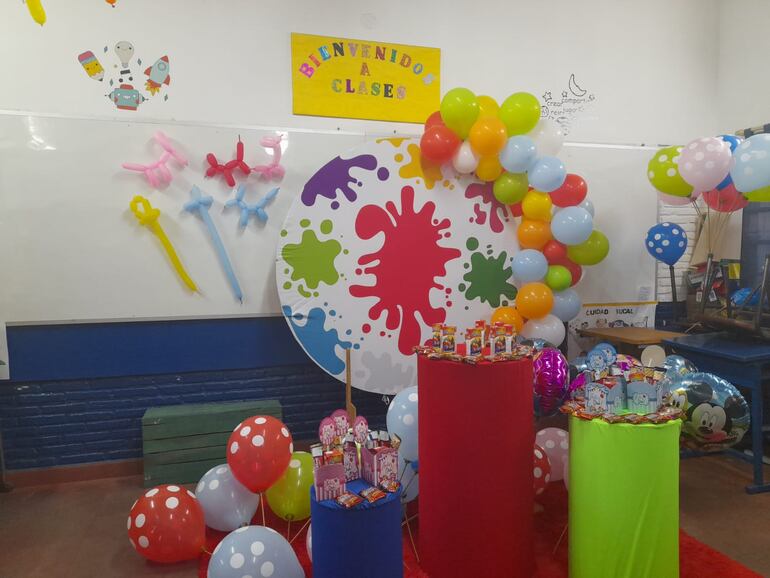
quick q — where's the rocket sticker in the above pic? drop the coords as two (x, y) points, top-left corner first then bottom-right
(144, 56), (171, 96)
(78, 51), (105, 82)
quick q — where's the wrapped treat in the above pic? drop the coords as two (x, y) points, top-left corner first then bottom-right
(336, 491), (364, 508)
(318, 417), (336, 448)
(505, 325), (514, 353)
(380, 479), (401, 493)
(441, 326), (457, 353)
(311, 443), (324, 468)
(379, 431), (391, 448)
(493, 325), (507, 355)
(353, 415), (369, 444)
(431, 323), (443, 349)
(324, 447), (343, 465)
(360, 486), (387, 503)
(390, 433), (402, 451)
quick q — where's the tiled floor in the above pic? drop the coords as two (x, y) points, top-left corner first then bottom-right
(0, 454), (769, 577)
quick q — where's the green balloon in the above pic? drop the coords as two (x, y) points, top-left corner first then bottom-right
(567, 230), (610, 266)
(545, 265), (572, 291)
(493, 172), (528, 204)
(440, 87), (479, 139)
(647, 145), (693, 197)
(265, 451), (314, 522)
(499, 92), (541, 135)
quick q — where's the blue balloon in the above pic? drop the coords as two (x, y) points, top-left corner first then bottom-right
(208, 526), (304, 578)
(658, 355), (697, 395)
(528, 156), (566, 192)
(196, 464), (260, 532)
(664, 372), (750, 451)
(512, 249), (548, 283)
(386, 386), (418, 462)
(645, 222), (688, 266)
(593, 342), (617, 365)
(716, 135), (742, 190)
(551, 207), (593, 245)
(551, 288), (581, 321)
(500, 136), (537, 173)
(398, 455), (419, 503)
(731, 134), (770, 194)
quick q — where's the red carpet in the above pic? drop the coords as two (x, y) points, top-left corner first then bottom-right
(198, 484), (761, 577)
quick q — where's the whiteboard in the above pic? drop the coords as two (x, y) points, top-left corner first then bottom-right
(0, 113), (657, 324)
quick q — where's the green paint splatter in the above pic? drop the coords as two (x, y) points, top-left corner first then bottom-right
(300, 219), (311, 228)
(280, 230), (288, 237)
(298, 285), (311, 298)
(283, 282), (291, 290)
(461, 249), (517, 307)
(343, 249), (349, 255)
(320, 219), (333, 234)
(458, 283), (467, 291)
(466, 237), (479, 251)
(282, 229), (342, 289)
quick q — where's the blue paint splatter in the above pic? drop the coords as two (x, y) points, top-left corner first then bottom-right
(283, 306), (352, 375)
(329, 310), (336, 316)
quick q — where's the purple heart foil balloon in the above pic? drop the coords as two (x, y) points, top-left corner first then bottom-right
(533, 347), (570, 417)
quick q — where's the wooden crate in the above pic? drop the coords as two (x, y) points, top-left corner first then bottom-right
(141, 399), (282, 487)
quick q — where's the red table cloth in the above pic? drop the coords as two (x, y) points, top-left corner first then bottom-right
(418, 355), (535, 578)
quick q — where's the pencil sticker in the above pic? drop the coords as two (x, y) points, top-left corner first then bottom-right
(78, 51), (105, 82)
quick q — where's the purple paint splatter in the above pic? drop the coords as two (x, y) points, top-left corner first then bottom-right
(301, 154), (378, 207)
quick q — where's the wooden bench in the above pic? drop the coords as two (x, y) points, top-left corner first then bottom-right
(141, 399), (282, 487)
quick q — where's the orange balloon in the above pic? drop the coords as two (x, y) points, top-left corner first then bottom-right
(491, 306), (524, 332)
(517, 219), (552, 250)
(469, 117), (508, 156)
(516, 283), (554, 319)
(476, 155), (503, 181)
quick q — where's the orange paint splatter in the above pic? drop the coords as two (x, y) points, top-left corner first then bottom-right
(398, 144), (442, 190)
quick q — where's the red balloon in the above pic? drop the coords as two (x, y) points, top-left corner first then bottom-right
(420, 125), (461, 163)
(550, 174), (587, 207)
(702, 184), (748, 213)
(510, 202), (523, 217)
(542, 240), (568, 264)
(561, 259), (583, 286)
(227, 415), (293, 493)
(424, 110), (444, 129)
(533, 443), (551, 496)
(127, 485), (205, 563)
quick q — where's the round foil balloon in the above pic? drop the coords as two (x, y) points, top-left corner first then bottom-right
(532, 347), (569, 417)
(665, 372), (749, 451)
(277, 138), (519, 394)
(659, 354), (698, 396)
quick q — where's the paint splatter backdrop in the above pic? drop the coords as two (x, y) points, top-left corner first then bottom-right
(276, 138), (519, 394)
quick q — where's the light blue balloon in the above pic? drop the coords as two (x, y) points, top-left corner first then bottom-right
(551, 288), (581, 321)
(208, 526), (304, 578)
(500, 136), (537, 173)
(528, 156), (566, 192)
(731, 134), (770, 194)
(511, 249), (548, 283)
(658, 355), (697, 395)
(386, 386), (418, 462)
(551, 207), (593, 245)
(398, 456), (419, 503)
(196, 464), (260, 532)
(578, 198), (594, 217)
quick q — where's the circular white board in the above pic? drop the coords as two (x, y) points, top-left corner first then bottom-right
(276, 138), (519, 394)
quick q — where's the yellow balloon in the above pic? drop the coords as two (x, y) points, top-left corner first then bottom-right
(521, 190), (553, 221)
(265, 451), (314, 522)
(477, 95), (499, 118)
(476, 155), (503, 182)
(26, 0), (46, 25)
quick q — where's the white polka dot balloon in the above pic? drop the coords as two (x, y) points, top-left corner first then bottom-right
(535, 427), (569, 482)
(645, 222), (688, 267)
(208, 525), (304, 578)
(195, 463), (260, 532)
(386, 385), (419, 462)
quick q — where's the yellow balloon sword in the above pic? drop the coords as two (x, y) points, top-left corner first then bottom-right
(129, 195), (198, 292)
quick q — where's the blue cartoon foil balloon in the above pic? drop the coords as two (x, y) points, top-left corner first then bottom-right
(664, 372), (749, 451)
(645, 222), (688, 266)
(658, 355), (698, 396)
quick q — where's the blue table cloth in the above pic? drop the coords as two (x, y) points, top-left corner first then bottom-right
(310, 478), (403, 578)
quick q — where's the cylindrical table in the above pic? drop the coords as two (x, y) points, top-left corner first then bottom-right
(418, 355), (535, 578)
(569, 416), (682, 578)
(310, 479), (403, 578)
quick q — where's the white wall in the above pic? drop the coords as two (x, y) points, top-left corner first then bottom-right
(0, 0), (719, 144)
(717, 0), (770, 132)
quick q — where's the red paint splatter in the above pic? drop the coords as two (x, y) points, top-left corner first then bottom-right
(355, 268), (363, 275)
(465, 182), (510, 233)
(349, 186), (461, 355)
(362, 323), (371, 333)
(447, 301), (452, 307)
(445, 288), (452, 294)
(472, 204), (486, 225)
(380, 331), (386, 337)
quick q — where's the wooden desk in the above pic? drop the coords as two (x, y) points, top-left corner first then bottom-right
(578, 327), (684, 347)
(664, 332), (770, 494)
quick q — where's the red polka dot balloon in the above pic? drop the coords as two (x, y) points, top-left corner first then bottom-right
(533, 443), (552, 496)
(227, 415), (294, 493)
(127, 484), (205, 563)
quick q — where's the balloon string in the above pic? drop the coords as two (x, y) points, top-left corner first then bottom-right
(288, 519), (310, 545)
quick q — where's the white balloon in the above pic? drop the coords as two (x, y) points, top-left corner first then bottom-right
(452, 141), (479, 174)
(528, 119), (564, 157)
(306, 525), (312, 562)
(535, 427), (569, 482)
(521, 314), (566, 346)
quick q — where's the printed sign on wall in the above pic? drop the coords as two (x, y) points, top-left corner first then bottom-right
(567, 301), (657, 359)
(291, 33), (440, 123)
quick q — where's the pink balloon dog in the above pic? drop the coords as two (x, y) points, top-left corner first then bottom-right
(122, 131), (188, 188)
(251, 134), (285, 181)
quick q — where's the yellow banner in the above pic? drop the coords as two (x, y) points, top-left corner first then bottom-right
(291, 33), (440, 124)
